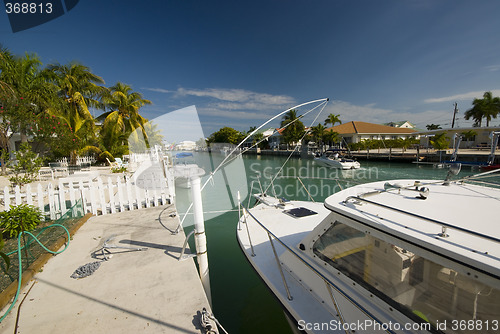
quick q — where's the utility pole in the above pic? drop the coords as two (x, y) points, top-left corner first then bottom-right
(451, 102), (458, 128)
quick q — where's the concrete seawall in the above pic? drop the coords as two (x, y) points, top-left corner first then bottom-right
(0, 205), (216, 334)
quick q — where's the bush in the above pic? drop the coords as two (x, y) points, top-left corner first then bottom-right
(9, 143), (44, 188)
(98, 151), (114, 164)
(111, 166), (127, 173)
(0, 204), (43, 239)
(0, 234), (9, 272)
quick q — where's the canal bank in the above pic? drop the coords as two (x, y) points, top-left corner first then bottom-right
(236, 147), (500, 164)
(349, 148), (499, 164)
(0, 205), (217, 334)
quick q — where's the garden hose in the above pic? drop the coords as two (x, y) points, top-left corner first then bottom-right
(0, 223), (70, 323)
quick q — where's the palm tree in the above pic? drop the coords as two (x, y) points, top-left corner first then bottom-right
(324, 130), (341, 149)
(461, 129), (477, 148)
(324, 113), (342, 127)
(0, 51), (58, 143)
(426, 124), (442, 130)
(311, 123), (326, 154)
(99, 82), (152, 156)
(464, 91), (500, 127)
(47, 62), (106, 162)
(430, 133), (449, 150)
(0, 46), (16, 98)
(280, 109), (305, 148)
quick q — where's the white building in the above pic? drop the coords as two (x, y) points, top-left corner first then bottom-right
(175, 140), (196, 151)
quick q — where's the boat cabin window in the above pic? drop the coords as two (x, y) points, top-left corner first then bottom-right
(313, 222), (500, 333)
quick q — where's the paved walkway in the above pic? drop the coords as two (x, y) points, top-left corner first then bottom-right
(0, 205), (215, 334)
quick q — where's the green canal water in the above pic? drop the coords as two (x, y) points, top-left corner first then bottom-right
(173, 152), (480, 334)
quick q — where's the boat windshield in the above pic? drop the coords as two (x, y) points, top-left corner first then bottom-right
(313, 222), (500, 333)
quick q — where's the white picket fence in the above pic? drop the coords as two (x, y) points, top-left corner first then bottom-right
(1, 174), (171, 220)
(57, 155), (96, 166)
(0, 149), (176, 219)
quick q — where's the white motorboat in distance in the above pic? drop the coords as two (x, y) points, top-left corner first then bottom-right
(237, 170), (500, 333)
(314, 150), (360, 169)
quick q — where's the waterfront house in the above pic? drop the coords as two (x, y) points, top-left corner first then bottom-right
(326, 121), (418, 145)
(175, 140), (197, 151)
(383, 120), (416, 129)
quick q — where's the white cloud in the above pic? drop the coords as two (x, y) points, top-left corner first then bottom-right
(198, 107), (267, 120)
(142, 87), (172, 94)
(424, 89), (500, 103)
(174, 88), (295, 106)
(141, 86), (296, 112)
(484, 65), (500, 72)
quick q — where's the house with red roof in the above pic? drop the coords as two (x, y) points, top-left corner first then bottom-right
(326, 121), (418, 144)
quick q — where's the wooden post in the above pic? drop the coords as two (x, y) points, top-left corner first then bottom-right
(116, 176), (125, 212)
(58, 180), (67, 217)
(4, 186), (10, 211)
(126, 179), (134, 211)
(89, 181), (98, 215)
(107, 177), (115, 214)
(48, 183), (56, 220)
(97, 178), (107, 215)
(14, 185), (21, 205)
(37, 184), (43, 215)
(26, 184), (32, 206)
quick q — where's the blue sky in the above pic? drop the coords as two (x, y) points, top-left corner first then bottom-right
(2, 0), (500, 137)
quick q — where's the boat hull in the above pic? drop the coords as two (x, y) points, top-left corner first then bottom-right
(313, 157), (360, 169)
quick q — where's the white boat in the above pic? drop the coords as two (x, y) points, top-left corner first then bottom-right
(237, 168), (500, 333)
(314, 151), (360, 169)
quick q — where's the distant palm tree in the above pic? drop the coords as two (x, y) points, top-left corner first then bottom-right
(280, 109), (305, 148)
(464, 91), (500, 127)
(324, 130), (341, 149)
(461, 129), (477, 148)
(430, 133), (449, 150)
(324, 113), (342, 127)
(426, 124), (442, 130)
(311, 123), (326, 153)
(99, 82), (152, 156)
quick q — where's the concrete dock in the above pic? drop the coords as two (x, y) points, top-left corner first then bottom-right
(0, 205), (216, 333)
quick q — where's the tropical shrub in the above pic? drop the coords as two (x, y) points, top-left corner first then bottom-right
(98, 151), (114, 164)
(9, 143), (44, 188)
(430, 133), (449, 150)
(0, 204), (43, 238)
(0, 234), (10, 273)
(111, 166), (127, 173)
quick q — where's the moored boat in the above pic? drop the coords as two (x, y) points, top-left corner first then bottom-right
(237, 168), (500, 333)
(314, 150), (361, 170)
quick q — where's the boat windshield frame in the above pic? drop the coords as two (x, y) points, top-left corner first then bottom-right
(308, 214), (500, 333)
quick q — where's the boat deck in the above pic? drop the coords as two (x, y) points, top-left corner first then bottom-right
(325, 179), (500, 282)
(237, 200), (348, 333)
(0, 205), (216, 334)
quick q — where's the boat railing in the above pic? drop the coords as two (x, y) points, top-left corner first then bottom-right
(344, 195), (500, 245)
(239, 202), (394, 334)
